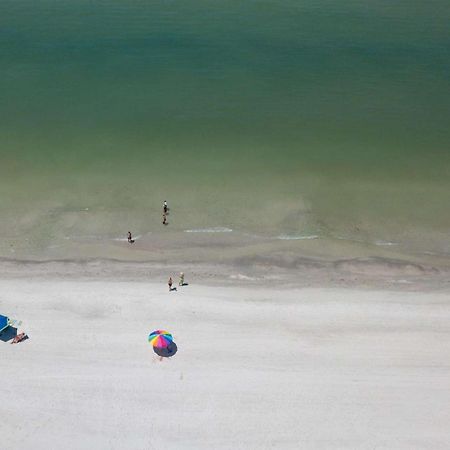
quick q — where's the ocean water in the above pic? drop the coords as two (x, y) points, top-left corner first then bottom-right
(1, 1), (449, 261)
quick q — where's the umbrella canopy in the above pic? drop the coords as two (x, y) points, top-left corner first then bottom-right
(148, 329), (172, 340)
(148, 330), (173, 348)
(149, 334), (173, 348)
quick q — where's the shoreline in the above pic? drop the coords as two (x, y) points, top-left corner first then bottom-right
(1, 254), (449, 292)
(3, 226), (450, 280)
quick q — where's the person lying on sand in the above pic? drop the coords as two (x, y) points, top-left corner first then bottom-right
(11, 332), (27, 344)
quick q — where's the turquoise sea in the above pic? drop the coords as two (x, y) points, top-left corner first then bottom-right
(1, 1), (449, 262)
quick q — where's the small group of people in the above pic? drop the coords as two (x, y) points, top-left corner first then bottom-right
(168, 272), (185, 292)
(127, 200), (170, 244)
(124, 200), (188, 294)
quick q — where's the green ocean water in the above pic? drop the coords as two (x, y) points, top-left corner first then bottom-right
(1, 0), (449, 260)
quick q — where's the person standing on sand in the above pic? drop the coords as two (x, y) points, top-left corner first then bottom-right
(179, 272), (184, 286)
(168, 277), (173, 291)
(162, 214), (167, 225)
(127, 231), (134, 243)
(163, 200), (168, 214)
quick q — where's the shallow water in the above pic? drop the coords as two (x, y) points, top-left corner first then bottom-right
(1, 0), (449, 260)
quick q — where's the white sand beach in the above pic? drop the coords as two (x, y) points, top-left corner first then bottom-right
(2, 273), (450, 449)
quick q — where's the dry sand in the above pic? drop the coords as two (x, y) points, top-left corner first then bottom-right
(1, 273), (450, 449)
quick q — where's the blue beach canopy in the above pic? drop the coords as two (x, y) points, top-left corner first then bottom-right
(0, 315), (9, 333)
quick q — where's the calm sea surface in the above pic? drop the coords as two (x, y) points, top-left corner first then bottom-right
(1, 1), (449, 260)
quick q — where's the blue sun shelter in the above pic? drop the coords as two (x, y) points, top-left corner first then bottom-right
(0, 315), (10, 333)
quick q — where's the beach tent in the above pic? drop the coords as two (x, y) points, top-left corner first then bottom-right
(0, 315), (10, 333)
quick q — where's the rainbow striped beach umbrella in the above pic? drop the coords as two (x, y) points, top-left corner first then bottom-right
(148, 330), (173, 348)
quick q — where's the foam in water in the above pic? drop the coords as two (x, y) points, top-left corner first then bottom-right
(374, 241), (399, 247)
(184, 227), (233, 233)
(113, 235), (142, 242)
(276, 234), (319, 240)
(64, 234), (143, 241)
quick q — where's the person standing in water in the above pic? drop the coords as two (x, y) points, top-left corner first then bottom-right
(162, 214), (167, 225)
(163, 200), (168, 214)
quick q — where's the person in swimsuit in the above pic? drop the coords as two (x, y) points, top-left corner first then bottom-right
(163, 200), (168, 214)
(127, 231), (134, 243)
(162, 214), (167, 225)
(168, 277), (173, 291)
(11, 332), (27, 344)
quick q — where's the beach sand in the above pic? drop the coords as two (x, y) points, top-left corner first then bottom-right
(1, 269), (450, 449)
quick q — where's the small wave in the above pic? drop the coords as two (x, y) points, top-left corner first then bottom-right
(423, 250), (450, 257)
(375, 241), (398, 247)
(230, 273), (259, 281)
(113, 235), (142, 242)
(184, 227), (233, 233)
(64, 234), (142, 242)
(276, 234), (318, 240)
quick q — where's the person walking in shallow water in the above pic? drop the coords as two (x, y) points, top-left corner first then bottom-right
(127, 231), (134, 243)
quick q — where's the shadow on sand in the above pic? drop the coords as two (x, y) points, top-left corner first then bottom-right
(153, 342), (178, 358)
(0, 326), (17, 342)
